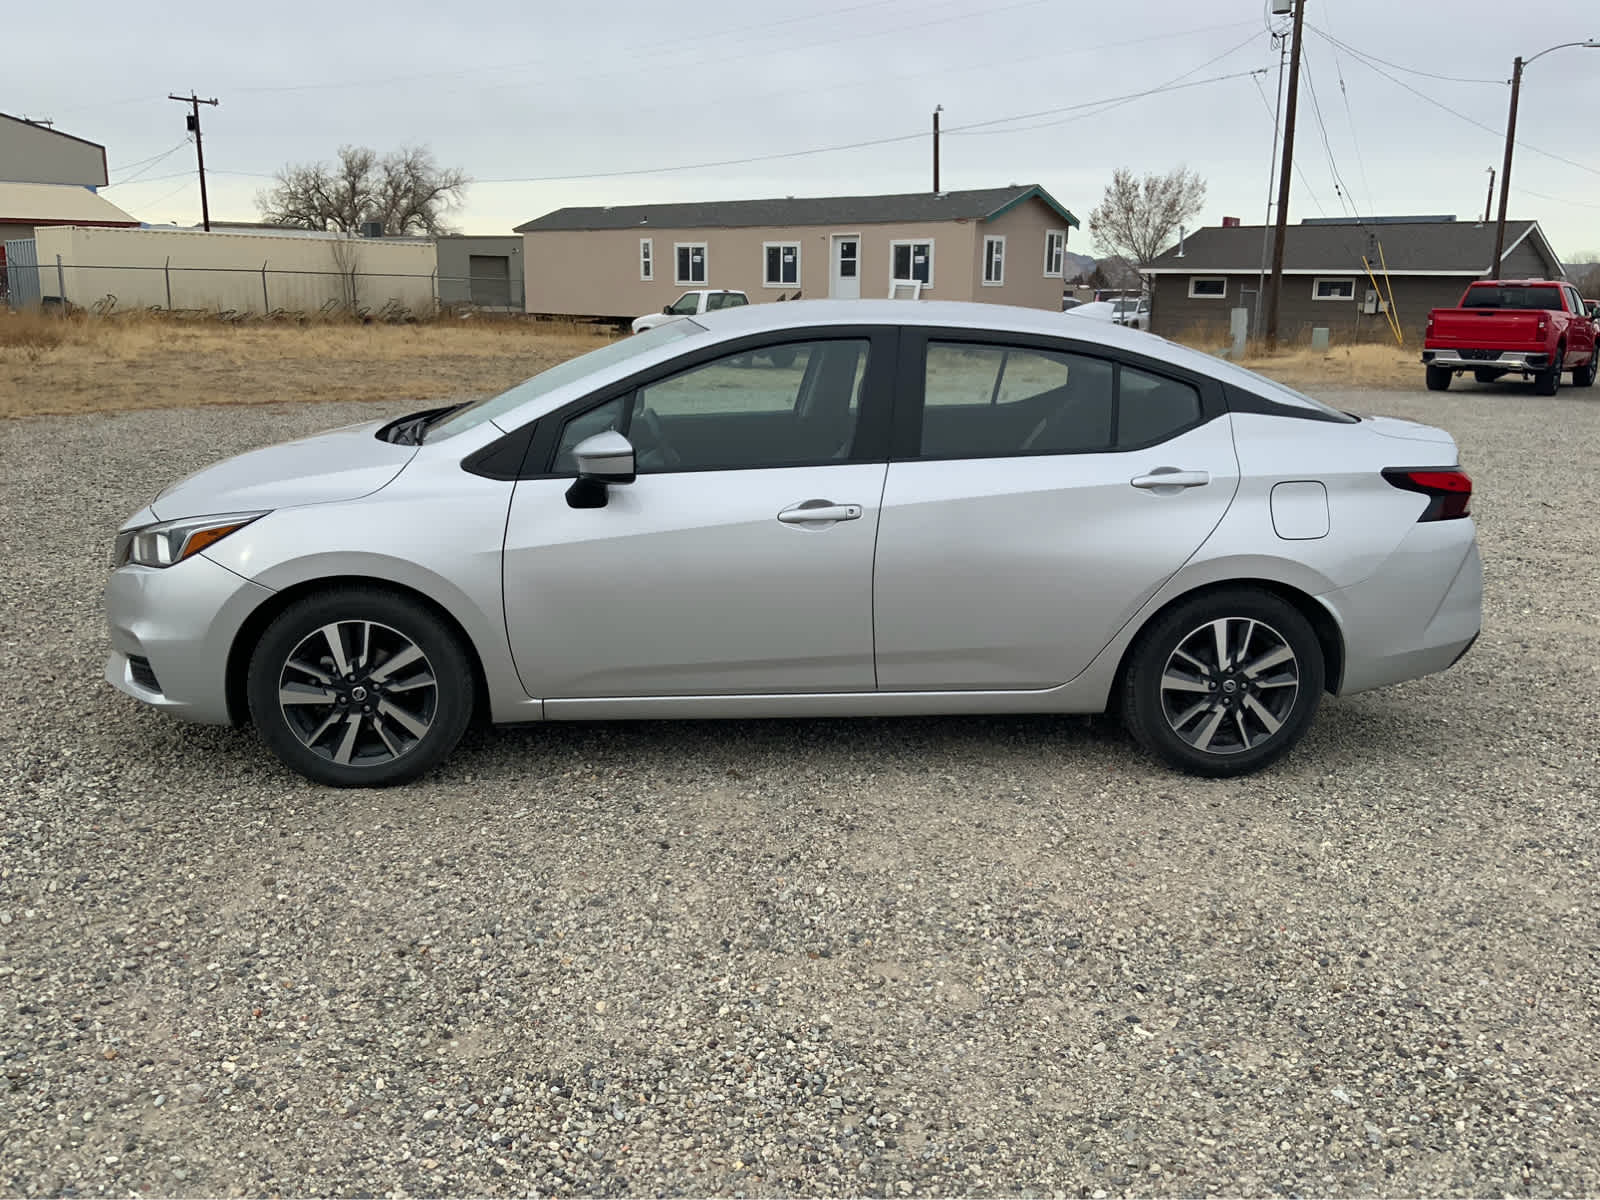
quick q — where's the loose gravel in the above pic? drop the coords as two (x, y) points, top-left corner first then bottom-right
(1, 385), (1597, 1197)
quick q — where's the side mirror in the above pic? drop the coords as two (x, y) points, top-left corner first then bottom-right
(566, 430), (635, 509)
(663, 304), (674, 314)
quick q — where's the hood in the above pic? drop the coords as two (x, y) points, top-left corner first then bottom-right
(1360, 414), (1458, 448)
(151, 417), (416, 520)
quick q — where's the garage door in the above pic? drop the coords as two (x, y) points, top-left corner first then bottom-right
(468, 255), (511, 308)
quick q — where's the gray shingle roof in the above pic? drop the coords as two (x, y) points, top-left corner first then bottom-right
(515, 185), (1078, 233)
(1145, 219), (1555, 275)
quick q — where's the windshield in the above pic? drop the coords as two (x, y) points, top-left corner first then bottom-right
(1461, 285), (1563, 311)
(426, 321), (704, 440)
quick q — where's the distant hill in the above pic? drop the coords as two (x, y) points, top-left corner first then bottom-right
(1064, 251), (1096, 279)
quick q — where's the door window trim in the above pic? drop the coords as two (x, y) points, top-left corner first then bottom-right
(888, 327), (1226, 463)
(514, 326), (902, 480)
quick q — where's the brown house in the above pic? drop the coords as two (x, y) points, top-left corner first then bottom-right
(515, 185), (1080, 320)
(1143, 215), (1566, 344)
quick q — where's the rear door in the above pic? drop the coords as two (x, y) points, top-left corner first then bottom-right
(872, 331), (1239, 691)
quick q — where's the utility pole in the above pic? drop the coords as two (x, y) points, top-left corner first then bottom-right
(932, 105), (943, 194)
(1483, 167), (1496, 223)
(1489, 58), (1522, 278)
(168, 92), (219, 232)
(1263, 0), (1305, 350)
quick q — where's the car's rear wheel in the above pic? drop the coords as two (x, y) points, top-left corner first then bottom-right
(1473, 368), (1504, 384)
(1121, 589), (1325, 777)
(1425, 364), (1452, 391)
(1535, 350), (1564, 396)
(246, 588), (474, 787)
(1572, 352), (1596, 388)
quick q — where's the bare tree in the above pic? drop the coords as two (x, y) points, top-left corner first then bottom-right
(1568, 254), (1600, 297)
(257, 145), (469, 236)
(1088, 166), (1207, 269)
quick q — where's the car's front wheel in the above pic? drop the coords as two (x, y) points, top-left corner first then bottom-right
(246, 588), (475, 787)
(1121, 589), (1325, 777)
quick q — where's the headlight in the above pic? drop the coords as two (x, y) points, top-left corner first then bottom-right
(111, 512), (267, 569)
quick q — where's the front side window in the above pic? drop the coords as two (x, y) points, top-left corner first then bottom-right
(983, 236), (1005, 286)
(667, 292), (701, 315)
(1313, 277), (1355, 300)
(764, 243), (800, 287)
(1043, 230), (1066, 277)
(639, 238), (653, 281)
(675, 243), (707, 285)
(918, 341), (1204, 459)
(579, 339), (872, 473)
(891, 240), (933, 286)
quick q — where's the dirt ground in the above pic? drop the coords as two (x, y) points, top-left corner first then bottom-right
(0, 310), (1420, 419)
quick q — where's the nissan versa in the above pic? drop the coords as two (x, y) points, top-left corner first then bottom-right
(104, 300), (1482, 786)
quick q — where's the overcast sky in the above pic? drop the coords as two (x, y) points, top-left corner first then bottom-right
(14, 0), (1599, 259)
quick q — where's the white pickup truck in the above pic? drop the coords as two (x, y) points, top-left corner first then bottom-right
(631, 289), (749, 334)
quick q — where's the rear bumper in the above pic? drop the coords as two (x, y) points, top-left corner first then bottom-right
(1422, 348), (1548, 372)
(1320, 524), (1482, 696)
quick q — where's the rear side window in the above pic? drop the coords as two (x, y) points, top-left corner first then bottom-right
(918, 342), (1202, 458)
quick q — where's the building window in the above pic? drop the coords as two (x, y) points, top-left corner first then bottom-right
(1188, 276), (1227, 299)
(1043, 229), (1066, 277)
(1312, 277), (1356, 300)
(640, 238), (653, 281)
(763, 242), (800, 287)
(983, 236), (1005, 286)
(675, 243), (707, 285)
(891, 240), (934, 287)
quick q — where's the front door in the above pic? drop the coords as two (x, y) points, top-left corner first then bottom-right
(502, 334), (893, 699)
(830, 235), (861, 300)
(873, 335), (1240, 690)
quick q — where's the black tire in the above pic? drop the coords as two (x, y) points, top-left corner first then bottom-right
(1120, 588), (1325, 778)
(1534, 350), (1563, 396)
(246, 587), (475, 787)
(1572, 352), (1596, 388)
(1473, 368), (1504, 384)
(1425, 364), (1452, 392)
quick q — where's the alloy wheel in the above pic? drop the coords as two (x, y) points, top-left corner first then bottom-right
(1159, 617), (1300, 756)
(276, 620), (438, 767)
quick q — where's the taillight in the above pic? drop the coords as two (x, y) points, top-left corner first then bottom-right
(1383, 468), (1472, 521)
(1537, 314), (1548, 338)
(1425, 313), (1435, 335)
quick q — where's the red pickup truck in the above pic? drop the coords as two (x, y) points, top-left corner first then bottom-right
(1422, 279), (1597, 395)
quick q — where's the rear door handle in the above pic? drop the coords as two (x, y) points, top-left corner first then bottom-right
(1131, 468), (1210, 490)
(778, 500), (863, 524)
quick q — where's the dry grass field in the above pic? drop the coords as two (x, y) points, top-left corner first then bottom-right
(0, 309), (1419, 420)
(0, 310), (612, 419)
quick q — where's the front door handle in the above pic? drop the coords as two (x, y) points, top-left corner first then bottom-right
(1131, 468), (1210, 490)
(778, 500), (863, 524)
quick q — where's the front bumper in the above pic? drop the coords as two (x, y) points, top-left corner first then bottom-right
(1421, 348), (1549, 373)
(103, 553), (275, 725)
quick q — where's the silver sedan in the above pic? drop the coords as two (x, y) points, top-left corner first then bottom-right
(104, 300), (1481, 786)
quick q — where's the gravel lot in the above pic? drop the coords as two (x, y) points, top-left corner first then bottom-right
(2, 383), (1597, 1197)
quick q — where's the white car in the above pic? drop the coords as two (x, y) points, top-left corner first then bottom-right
(1069, 298), (1150, 331)
(632, 289), (749, 334)
(103, 299), (1481, 787)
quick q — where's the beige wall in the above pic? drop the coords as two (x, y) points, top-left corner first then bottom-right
(31, 226), (438, 315)
(0, 221), (35, 244)
(970, 199), (1075, 312)
(521, 197), (1075, 318)
(0, 120), (107, 187)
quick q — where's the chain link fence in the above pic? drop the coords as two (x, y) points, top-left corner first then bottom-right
(2, 252), (525, 320)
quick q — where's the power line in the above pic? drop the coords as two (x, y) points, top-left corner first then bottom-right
(1250, 59), (1325, 216)
(1514, 185), (1600, 213)
(1305, 24), (1505, 85)
(950, 28), (1265, 137)
(103, 169), (199, 189)
(211, 67), (1267, 187)
(1309, 27), (1600, 179)
(1315, 8), (1379, 216)
(108, 140), (192, 187)
(1299, 49), (1360, 220)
